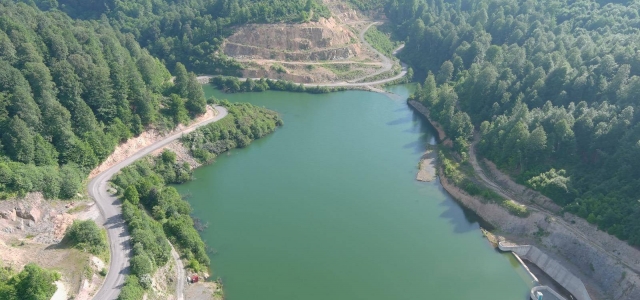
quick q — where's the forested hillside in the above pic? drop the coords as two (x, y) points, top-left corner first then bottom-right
(0, 1), (206, 200)
(32, 0), (331, 74)
(112, 103), (282, 299)
(385, 0), (640, 244)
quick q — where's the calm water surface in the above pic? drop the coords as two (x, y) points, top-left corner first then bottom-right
(176, 85), (533, 300)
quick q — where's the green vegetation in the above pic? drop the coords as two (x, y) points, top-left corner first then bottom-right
(209, 76), (345, 94)
(389, 0), (640, 244)
(0, 1), (209, 200)
(0, 263), (60, 300)
(270, 63), (288, 74)
(439, 148), (528, 217)
(64, 219), (109, 257)
(348, 0), (387, 11)
(181, 102), (284, 163)
(320, 63), (367, 80)
(364, 25), (400, 57)
(35, 0), (331, 74)
(117, 275), (146, 300)
(113, 102), (281, 299)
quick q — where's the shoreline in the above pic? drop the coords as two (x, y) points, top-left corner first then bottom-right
(88, 106), (219, 179)
(89, 106), (229, 300)
(408, 99), (640, 300)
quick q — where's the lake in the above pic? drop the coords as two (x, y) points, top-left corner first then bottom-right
(175, 85), (532, 300)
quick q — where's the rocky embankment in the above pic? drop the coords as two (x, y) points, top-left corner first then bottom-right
(0, 194), (104, 299)
(224, 17), (359, 61)
(409, 100), (640, 300)
(222, 5), (387, 84)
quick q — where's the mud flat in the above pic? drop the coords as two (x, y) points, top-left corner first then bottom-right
(416, 149), (436, 182)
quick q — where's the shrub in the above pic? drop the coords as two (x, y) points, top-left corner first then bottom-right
(117, 275), (145, 300)
(11, 263), (60, 300)
(130, 253), (154, 277)
(64, 220), (108, 255)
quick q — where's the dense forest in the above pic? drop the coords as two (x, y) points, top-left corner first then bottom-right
(112, 102), (282, 299)
(0, 1), (207, 200)
(209, 76), (343, 94)
(28, 0), (330, 74)
(383, 0), (640, 245)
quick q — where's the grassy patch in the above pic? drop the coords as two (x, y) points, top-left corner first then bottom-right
(66, 202), (89, 214)
(439, 148), (530, 217)
(365, 25), (401, 56)
(270, 63), (287, 74)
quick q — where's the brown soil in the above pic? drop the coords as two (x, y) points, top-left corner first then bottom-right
(416, 149), (436, 182)
(0, 194), (105, 298)
(145, 256), (178, 300)
(221, 0), (388, 83)
(428, 140), (640, 300)
(89, 105), (218, 178)
(409, 99), (640, 299)
(185, 281), (223, 300)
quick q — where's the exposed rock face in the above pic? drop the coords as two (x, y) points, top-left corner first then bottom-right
(16, 206), (42, 223)
(227, 17), (354, 50)
(438, 172), (640, 300)
(0, 209), (16, 221)
(240, 67), (336, 83)
(223, 17), (361, 61)
(224, 43), (359, 61)
(411, 101), (640, 300)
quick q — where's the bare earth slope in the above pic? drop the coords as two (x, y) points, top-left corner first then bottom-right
(90, 106), (228, 300)
(222, 1), (402, 84)
(467, 138), (640, 300)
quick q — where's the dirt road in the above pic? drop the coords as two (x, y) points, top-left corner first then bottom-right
(90, 106), (228, 300)
(468, 137), (640, 276)
(197, 22), (408, 89)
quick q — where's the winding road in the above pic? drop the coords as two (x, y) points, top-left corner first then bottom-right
(197, 21), (408, 90)
(90, 106), (228, 300)
(90, 21), (407, 300)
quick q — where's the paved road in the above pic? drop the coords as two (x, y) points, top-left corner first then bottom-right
(90, 106), (229, 300)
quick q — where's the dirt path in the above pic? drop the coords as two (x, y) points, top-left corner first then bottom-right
(468, 136), (640, 276)
(349, 22), (394, 83)
(234, 58), (383, 66)
(197, 22), (408, 90)
(172, 245), (185, 300)
(90, 106), (229, 300)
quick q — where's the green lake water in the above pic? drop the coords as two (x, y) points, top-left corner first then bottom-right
(176, 85), (533, 300)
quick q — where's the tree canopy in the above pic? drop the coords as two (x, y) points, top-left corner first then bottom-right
(34, 0), (332, 74)
(391, 0), (640, 245)
(0, 1), (206, 199)
(0, 263), (60, 300)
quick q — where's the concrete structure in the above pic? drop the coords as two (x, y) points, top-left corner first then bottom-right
(531, 286), (566, 300)
(499, 242), (591, 300)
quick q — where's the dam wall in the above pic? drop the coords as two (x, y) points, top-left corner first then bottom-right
(499, 242), (591, 300)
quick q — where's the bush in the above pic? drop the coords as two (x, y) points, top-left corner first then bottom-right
(0, 263), (61, 300)
(64, 220), (108, 255)
(117, 275), (145, 300)
(130, 253), (154, 277)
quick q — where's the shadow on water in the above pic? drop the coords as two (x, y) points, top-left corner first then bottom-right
(434, 177), (497, 233)
(386, 115), (413, 126)
(403, 98), (497, 233)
